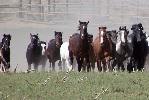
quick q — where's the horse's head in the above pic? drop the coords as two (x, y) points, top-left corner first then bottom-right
(88, 34), (93, 43)
(78, 20), (89, 39)
(107, 30), (117, 43)
(55, 31), (63, 48)
(2, 34), (11, 50)
(118, 26), (129, 44)
(98, 27), (107, 45)
(138, 23), (144, 30)
(131, 24), (142, 42)
(30, 33), (39, 45)
(40, 41), (46, 55)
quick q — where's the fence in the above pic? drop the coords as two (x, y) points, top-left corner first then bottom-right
(0, 0), (149, 30)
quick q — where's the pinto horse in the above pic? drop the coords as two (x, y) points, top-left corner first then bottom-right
(26, 33), (47, 71)
(69, 20), (91, 72)
(0, 34), (11, 71)
(115, 26), (133, 71)
(46, 31), (63, 71)
(93, 27), (112, 72)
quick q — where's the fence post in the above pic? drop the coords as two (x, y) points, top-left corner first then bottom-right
(53, 0), (55, 12)
(19, 0), (23, 18)
(48, 0), (51, 12)
(39, 0), (43, 20)
(66, 0), (68, 13)
(27, 0), (31, 20)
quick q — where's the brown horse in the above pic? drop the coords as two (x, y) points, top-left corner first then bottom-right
(46, 31), (63, 71)
(93, 27), (112, 72)
(69, 21), (91, 72)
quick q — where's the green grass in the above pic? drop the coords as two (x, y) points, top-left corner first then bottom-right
(1, 72), (149, 100)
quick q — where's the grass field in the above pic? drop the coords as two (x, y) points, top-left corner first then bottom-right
(0, 72), (149, 100)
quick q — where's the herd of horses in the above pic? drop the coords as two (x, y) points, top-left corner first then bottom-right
(0, 21), (149, 73)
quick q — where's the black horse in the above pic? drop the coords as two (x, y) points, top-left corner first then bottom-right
(129, 23), (148, 72)
(26, 33), (47, 71)
(46, 31), (63, 71)
(0, 34), (11, 71)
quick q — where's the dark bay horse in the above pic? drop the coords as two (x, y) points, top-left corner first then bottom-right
(106, 30), (117, 70)
(93, 27), (113, 72)
(46, 31), (63, 71)
(0, 34), (11, 71)
(26, 33), (47, 71)
(69, 21), (91, 72)
(129, 23), (148, 72)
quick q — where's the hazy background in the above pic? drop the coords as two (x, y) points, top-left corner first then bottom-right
(0, 0), (149, 72)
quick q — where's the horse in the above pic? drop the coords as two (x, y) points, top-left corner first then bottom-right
(60, 42), (73, 72)
(46, 31), (63, 71)
(69, 20), (91, 72)
(128, 23), (148, 72)
(114, 26), (133, 71)
(0, 34), (11, 72)
(86, 34), (95, 71)
(26, 33), (47, 71)
(93, 27), (113, 72)
(39, 41), (47, 71)
(106, 30), (117, 70)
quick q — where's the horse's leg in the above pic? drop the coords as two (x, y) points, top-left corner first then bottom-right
(52, 62), (55, 71)
(106, 57), (112, 72)
(102, 59), (107, 72)
(86, 57), (91, 72)
(27, 63), (31, 72)
(121, 63), (125, 72)
(62, 59), (65, 71)
(34, 63), (38, 71)
(76, 57), (82, 72)
(69, 51), (73, 68)
(58, 60), (62, 71)
(97, 60), (102, 72)
(82, 58), (86, 72)
(137, 57), (144, 71)
(0, 56), (6, 72)
(91, 61), (95, 72)
(49, 62), (51, 71)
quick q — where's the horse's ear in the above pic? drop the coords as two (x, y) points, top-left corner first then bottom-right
(3, 34), (6, 37)
(119, 26), (121, 30)
(8, 34), (11, 40)
(127, 30), (129, 34)
(30, 33), (33, 39)
(30, 33), (32, 36)
(113, 30), (116, 33)
(55, 31), (57, 36)
(87, 21), (89, 25)
(124, 26), (126, 30)
(36, 33), (38, 36)
(79, 20), (81, 24)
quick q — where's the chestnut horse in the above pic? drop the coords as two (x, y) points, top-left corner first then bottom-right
(69, 21), (91, 72)
(93, 27), (112, 72)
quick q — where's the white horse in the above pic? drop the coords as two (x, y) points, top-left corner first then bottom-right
(60, 42), (73, 72)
